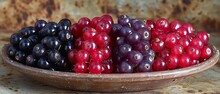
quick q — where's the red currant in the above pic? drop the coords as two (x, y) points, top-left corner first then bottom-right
(74, 62), (87, 73)
(196, 31), (209, 45)
(165, 55), (178, 69)
(165, 33), (178, 48)
(81, 40), (97, 53)
(83, 28), (97, 40)
(90, 17), (101, 28)
(155, 18), (169, 32)
(151, 28), (164, 38)
(189, 37), (204, 49)
(200, 46), (212, 59)
(182, 23), (195, 34)
(75, 50), (89, 62)
(89, 62), (102, 74)
(70, 23), (81, 38)
(170, 44), (183, 55)
(99, 48), (111, 60)
(179, 54), (191, 68)
(176, 27), (188, 37)
(151, 37), (165, 52)
(102, 59), (113, 74)
(146, 20), (155, 30)
(91, 50), (104, 62)
(93, 32), (110, 47)
(186, 46), (201, 60)
(75, 37), (83, 49)
(96, 20), (111, 34)
(190, 59), (199, 66)
(170, 20), (182, 32)
(101, 14), (114, 25)
(178, 37), (190, 50)
(158, 48), (170, 58)
(78, 17), (91, 31)
(153, 57), (167, 71)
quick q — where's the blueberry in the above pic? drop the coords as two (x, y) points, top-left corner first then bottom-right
(58, 18), (71, 31)
(134, 41), (150, 55)
(137, 28), (151, 41)
(119, 26), (133, 37)
(41, 36), (50, 46)
(126, 32), (141, 44)
(58, 30), (74, 42)
(28, 35), (40, 45)
(131, 21), (147, 31)
(39, 26), (56, 37)
(53, 57), (67, 71)
(118, 61), (133, 73)
(135, 61), (152, 72)
(119, 43), (132, 56)
(48, 50), (61, 63)
(19, 26), (37, 37)
(26, 55), (37, 67)
(60, 41), (74, 55)
(15, 51), (26, 62)
(32, 44), (46, 58)
(37, 58), (51, 69)
(118, 15), (130, 26)
(59, 18), (71, 26)
(7, 45), (17, 59)
(35, 20), (47, 31)
(127, 50), (143, 66)
(46, 37), (61, 49)
(45, 22), (58, 29)
(143, 55), (154, 63)
(10, 33), (23, 46)
(19, 39), (33, 51)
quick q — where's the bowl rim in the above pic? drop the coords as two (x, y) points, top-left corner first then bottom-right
(1, 44), (219, 81)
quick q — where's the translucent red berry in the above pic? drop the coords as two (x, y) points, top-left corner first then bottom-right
(75, 50), (89, 62)
(82, 28), (97, 40)
(89, 62), (102, 74)
(70, 23), (81, 38)
(170, 20), (182, 32)
(176, 27), (188, 37)
(178, 37), (190, 50)
(196, 31), (209, 45)
(101, 14), (114, 25)
(179, 54), (191, 68)
(158, 48), (170, 58)
(91, 50), (104, 62)
(151, 38), (165, 52)
(182, 23), (195, 34)
(165, 33), (178, 48)
(153, 57), (167, 71)
(93, 32), (110, 47)
(200, 46), (212, 59)
(90, 17), (101, 28)
(186, 46), (201, 60)
(102, 59), (113, 74)
(96, 20), (111, 34)
(74, 62), (87, 73)
(78, 17), (90, 31)
(99, 48), (111, 60)
(81, 40), (97, 53)
(75, 37), (83, 49)
(190, 37), (204, 49)
(67, 49), (78, 64)
(165, 55), (178, 69)
(155, 18), (169, 32)
(146, 20), (155, 30)
(170, 44), (183, 55)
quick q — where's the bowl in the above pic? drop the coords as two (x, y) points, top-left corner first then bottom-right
(1, 44), (219, 92)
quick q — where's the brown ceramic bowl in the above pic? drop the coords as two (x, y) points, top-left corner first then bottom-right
(1, 44), (219, 92)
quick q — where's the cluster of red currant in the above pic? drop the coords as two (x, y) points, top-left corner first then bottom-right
(67, 15), (114, 74)
(147, 18), (212, 71)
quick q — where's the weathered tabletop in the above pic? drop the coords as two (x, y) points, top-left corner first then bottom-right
(0, 32), (219, 94)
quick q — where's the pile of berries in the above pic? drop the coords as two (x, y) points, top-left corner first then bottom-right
(68, 15), (113, 74)
(147, 18), (212, 71)
(111, 15), (155, 73)
(7, 14), (213, 74)
(8, 19), (74, 71)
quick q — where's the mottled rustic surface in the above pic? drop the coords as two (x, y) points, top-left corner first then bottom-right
(0, 0), (220, 94)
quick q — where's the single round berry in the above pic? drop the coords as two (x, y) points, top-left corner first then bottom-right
(70, 23), (81, 38)
(91, 50), (104, 62)
(190, 59), (199, 66)
(75, 37), (83, 49)
(134, 41), (150, 55)
(35, 20), (47, 31)
(118, 61), (133, 73)
(48, 50), (62, 63)
(176, 27), (188, 36)
(60, 41), (74, 54)
(126, 32), (141, 44)
(19, 39), (33, 51)
(178, 37), (190, 50)
(189, 37), (204, 49)
(170, 20), (182, 32)
(178, 54), (191, 68)
(110, 24), (122, 37)
(53, 57), (67, 71)
(57, 21), (70, 31)
(170, 44), (183, 55)
(81, 39), (97, 53)
(7, 45), (17, 58)
(59, 18), (71, 26)
(137, 28), (151, 41)
(41, 36), (50, 46)
(200, 46), (212, 59)
(39, 26), (57, 37)
(96, 20), (111, 34)
(74, 62), (87, 73)
(151, 28), (164, 38)
(127, 50), (143, 66)
(182, 23), (195, 34)
(119, 43), (132, 56)
(28, 35), (39, 45)
(118, 15), (130, 26)
(37, 58), (51, 69)
(132, 21), (147, 31)
(93, 32), (110, 47)
(15, 51), (26, 62)
(75, 50), (89, 62)
(115, 37), (125, 46)
(26, 55), (37, 67)
(19, 27), (36, 37)
(165, 55), (178, 70)
(83, 28), (97, 40)
(45, 22), (58, 29)
(67, 49), (78, 64)
(196, 31), (209, 45)
(153, 57), (167, 71)
(136, 61), (152, 72)
(151, 38), (165, 52)
(46, 37), (61, 49)
(32, 44), (46, 58)
(58, 30), (74, 41)
(78, 17), (90, 31)
(119, 26), (133, 37)
(99, 48), (111, 60)
(89, 62), (102, 74)
(155, 18), (169, 32)
(186, 46), (201, 60)
(165, 33), (178, 48)
(102, 59), (113, 74)
(101, 14), (114, 25)
(10, 33), (23, 46)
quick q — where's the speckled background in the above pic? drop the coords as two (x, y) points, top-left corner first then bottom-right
(0, 0), (220, 94)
